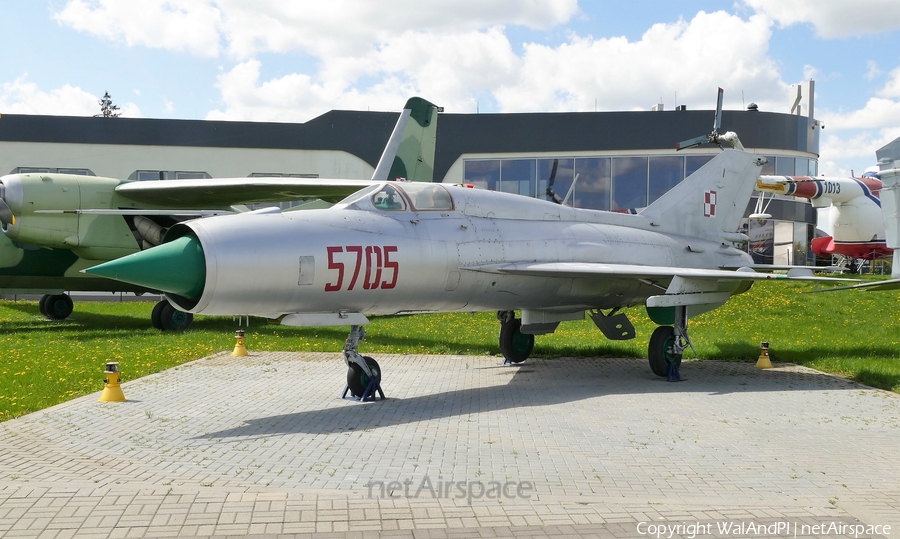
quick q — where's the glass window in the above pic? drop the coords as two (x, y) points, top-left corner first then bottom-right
(794, 221), (813, 265)
(175, 171), (210, 180)
(794, 158), (810, 177)
(775, 156), (795, 176)
(685, 155), (714, 177)
(648, 156), (684, 204)
(572, 158), (611, 210)
(464, 160), (500, 190)
(538, 158), (574, 205)
(611, 156), (648, 211)
(807, 159), (817, 176)
(249, 172), (318, 178)
(774, 221), (794, 265)
(61, 168), (93, 176)
(137, 170), (165, 181)
(759, 156), (775, 175)
(371, 184), (408, 211)
(500, 159), (536, 196)
(13, 167), (51, 173)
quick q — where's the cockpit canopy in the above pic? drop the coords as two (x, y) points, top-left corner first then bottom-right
(340, 182), (454, 212)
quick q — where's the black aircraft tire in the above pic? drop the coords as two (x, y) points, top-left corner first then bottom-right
(151, 300), (167, 330)
(499, 318), (534, 363)
(648, 325), (681, 377)
(158, 302), (193, 331)
(44, 294), (74, 320)
(347, 356), (381, 398)
(38, 294), (50, 316)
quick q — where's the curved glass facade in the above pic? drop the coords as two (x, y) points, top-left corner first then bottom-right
(464, 153), (819, 264)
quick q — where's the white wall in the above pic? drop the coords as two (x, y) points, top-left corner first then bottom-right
(0, 141), (374, 180)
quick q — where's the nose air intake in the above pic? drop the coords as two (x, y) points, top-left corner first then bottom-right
(0, 184), (15, 228)
(84, 234), (207, 299)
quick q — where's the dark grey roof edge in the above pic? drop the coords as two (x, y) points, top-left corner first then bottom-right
(0, 108), (817, 179)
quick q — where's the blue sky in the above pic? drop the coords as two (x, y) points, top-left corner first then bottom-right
(2, 0), (900, 177)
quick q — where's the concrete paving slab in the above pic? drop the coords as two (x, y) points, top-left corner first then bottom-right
(1, 352), (898, 538)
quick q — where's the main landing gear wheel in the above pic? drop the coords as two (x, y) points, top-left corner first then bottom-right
(499, 317), (534, 364)
(40, 294), (73, 320)
(347, 356), (381, 398)
(648, 325), (682, 378)
(152, 300), (193, 331)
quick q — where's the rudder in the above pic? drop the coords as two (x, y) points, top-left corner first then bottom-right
(639, 149), (764, 238)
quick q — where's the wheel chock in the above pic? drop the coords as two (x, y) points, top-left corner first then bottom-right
(99, 362), (126, 402)
(666, 362), (681, 382)
(341, 377), (386, 402)
(232, 329), (248, 357)
(756, 341), (772, 369)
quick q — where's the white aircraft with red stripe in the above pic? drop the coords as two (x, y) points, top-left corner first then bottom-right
(755, 172), (888, 261)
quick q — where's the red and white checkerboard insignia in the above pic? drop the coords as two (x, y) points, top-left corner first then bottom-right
(703, 190), (717, 217)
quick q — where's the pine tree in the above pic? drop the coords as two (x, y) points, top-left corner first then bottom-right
(95, 91), (121, 118)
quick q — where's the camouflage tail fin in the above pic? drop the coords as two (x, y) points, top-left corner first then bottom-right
(371, 97), (439, 182)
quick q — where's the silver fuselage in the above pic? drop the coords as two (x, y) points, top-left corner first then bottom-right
(168, 184), (754, 318)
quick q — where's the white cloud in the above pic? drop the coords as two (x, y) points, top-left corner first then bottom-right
(207, 10), (790, 123)
(205, 59), (418, 122)
(821, 97), (900, 130)
(877, 66), (900, 98)
(219, 0), (578, 58)
(494, 11), (784, 113)
(53, 0), (223, 57)
(803, 65), (819, 81)
(815, 66), (900, 174)
(43, 0), (900, 179)
(742, 0), (900, 38)
(52, 0), (577, 60)
(818, 127), (900, 176)
(865, 61), (882, 81)
(216, 0), (577, 59)
(0, 75), (141, 117)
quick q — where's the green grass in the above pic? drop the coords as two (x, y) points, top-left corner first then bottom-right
(2, 279), (899, 421)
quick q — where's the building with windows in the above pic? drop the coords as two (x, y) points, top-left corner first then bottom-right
(0, 84), (820, 263)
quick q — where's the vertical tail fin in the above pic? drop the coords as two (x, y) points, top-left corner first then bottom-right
(639, 150), (764, 239)
(371, 97), (439, 182)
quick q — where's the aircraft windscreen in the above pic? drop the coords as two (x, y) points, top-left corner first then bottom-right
(335, 184), (381, 206)
(372, 184), (408, 211)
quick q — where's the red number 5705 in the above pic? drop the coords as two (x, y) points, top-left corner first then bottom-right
(324, 245), (399, 292)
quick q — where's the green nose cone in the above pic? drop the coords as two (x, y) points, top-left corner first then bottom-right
(84, 235), (206, 299)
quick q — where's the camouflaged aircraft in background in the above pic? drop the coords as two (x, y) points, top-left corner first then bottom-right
(0, 97), (439, 329)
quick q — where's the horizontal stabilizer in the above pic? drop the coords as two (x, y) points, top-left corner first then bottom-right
(806, 278), (900, 293)
(720, 264), (847, 274)
(463, 262), (859, 282)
